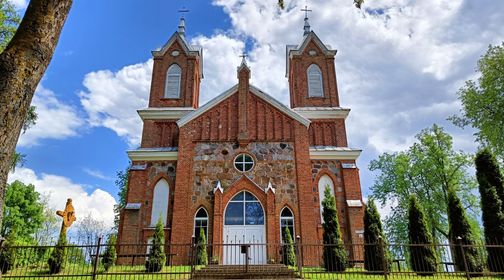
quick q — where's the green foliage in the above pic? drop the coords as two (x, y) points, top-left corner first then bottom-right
(475, 149), (504, 272)
(447, 189), (483, 274)
(10, 152), (25, 172)
(369, 125), (479, 248)
(322, 185), (347, 272)
(114, 168), (129, 229)
(282, 227), (296, 267)
(10, 106), (37, 171)
(48, 230), (68, 274)
(66, 245), (86, 265)
(363, 199), (390, 273)
(1, 180), (44, 241)
(408, 196), (437, 275)
(196, 228), (208, 266)
(0, 228), (19, 273)
(102, 234), (117, 271)
(451, 43), (504, 160)
(145, 218), (165, 272)
(0, 0), (20, 52)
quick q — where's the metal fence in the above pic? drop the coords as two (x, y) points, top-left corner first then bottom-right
(0, 239), (503, 279)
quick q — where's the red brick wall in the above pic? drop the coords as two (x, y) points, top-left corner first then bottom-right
(308, 119), (348, 147)
(140, 121), (179, 148)
(288, 40), (340, 108)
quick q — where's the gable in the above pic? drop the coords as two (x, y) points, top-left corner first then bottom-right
(177, 84), (310, 142)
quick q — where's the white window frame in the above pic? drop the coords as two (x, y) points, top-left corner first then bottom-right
(233, 154), (255, 172)
(150, 179), (169, 227)
(307, 64), (324, 97)
(280, 207), (295, 243)
(194, 207), (209, 242)
(318, 175), (335, 223)
(165, 64), (182, 98)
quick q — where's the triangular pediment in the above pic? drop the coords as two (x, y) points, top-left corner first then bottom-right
(285, 31), (337, 76)
(176, 84), (310, 128)
(152, 31), (202, 58)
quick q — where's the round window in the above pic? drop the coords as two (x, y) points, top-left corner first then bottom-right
(234, 153), (254, 172)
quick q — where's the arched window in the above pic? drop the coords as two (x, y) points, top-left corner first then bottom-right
(225, 191), (264, 225)
(307, 64), (324, 97)
(194, 208), (209, 243)
(165, 64), (182, 98)
(318, 175), (335, 222)
(280, 207), (295, 243)
(150, 179), (169, 227)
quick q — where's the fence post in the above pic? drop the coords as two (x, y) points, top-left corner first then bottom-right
(378, 236), (388, 280)
(457, 237), (471, 280)
(295, 236), (303, 279)
(92, 236), (102, 280)
(190, 235), (196, 277)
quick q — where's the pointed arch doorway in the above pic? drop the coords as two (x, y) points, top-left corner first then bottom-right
(223, 191), (266, 265)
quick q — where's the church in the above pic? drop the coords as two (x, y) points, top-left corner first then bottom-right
(117, 13), (364, 265)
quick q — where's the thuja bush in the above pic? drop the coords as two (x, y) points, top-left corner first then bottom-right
(102, 234), (117, 271)
(145, 218), (166, 272)
(48, 230), (67, 274)
(408, 196), (437, 275)
(363, 199), (390, 273)
(282, 227), (296, 266)
(322, 185), (347, 272)
(196, 228), (208, 266)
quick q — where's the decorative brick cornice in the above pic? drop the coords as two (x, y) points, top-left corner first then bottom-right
(293, 107), (350, 119)
(137, 107), (195, 120)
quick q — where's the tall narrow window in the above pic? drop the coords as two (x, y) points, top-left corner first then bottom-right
(307, 64), (324, 97)
(318, 175), (335, 222)
(194, 208), (209, 243)
(280, 207), (295, 243)
(165, 64), (182, 98)
(150, 179), (169, 227)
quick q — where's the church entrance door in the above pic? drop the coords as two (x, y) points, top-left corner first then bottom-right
(223, 191), (266, 265)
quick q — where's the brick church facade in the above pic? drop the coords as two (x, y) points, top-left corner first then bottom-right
(118, 16), (364, 265)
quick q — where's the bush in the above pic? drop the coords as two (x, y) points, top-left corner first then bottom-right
(145, 218), (165, 272)
(408, 196), (437, 275)
(196, 228), (208, 266)
(364, 199), (390, 273)
(321, 185), (347, 272)
(282, 227), (296, 267)
(0, 231), (18, 274)
(48, 230), (67, 274)
(447, 188), (483, 274)
(102, 234), (117, 271)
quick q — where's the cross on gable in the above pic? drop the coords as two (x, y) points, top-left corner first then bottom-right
(178, 7), (190, 18)
(239, 52), (248, 60)
(301, 5), (312, 19)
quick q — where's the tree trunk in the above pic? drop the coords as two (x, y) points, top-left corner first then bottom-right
(0, 0), (73, 229)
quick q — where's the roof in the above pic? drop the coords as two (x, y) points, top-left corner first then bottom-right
(152, 31), (204, 78)
(177, 84), (311, 128)
(286, 31), (337, 77)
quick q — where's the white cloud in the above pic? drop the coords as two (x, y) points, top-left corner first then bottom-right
(8, 167), (116, 229)
(83, 168), (113, 181)
(79, 60), (153, 147)
(17, 85), (84, 147)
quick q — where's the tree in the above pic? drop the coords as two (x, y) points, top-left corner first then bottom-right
(0, 0), (74, 229)
(451, 43), (504, 160)
(475, 149), (504, 272)
(76, 213), (108, 262)
(0, 227), (19, 273)
(408, 196), (437, 275)
(196, 227), (208, 266)
(101, 234), (117, 271)
(1, 180), (44, 241)
(363, 199), (390, 273)
(33, 194), (59, 245)
(0, 0), (20, 52)
(113, 168), (129, 229)
(370, 125), (480, 247)
(145, 218), (165, 272)
(321, 185), (347, 272)
(447, 188), (483, 274)
(282, 227), (296, 267)
(48, 229), (67, 274)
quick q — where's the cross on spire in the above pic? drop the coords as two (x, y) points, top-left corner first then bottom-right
(177, 7), (190, 36)
(301, 3), (312, 36)
(239, 52), (248, 65)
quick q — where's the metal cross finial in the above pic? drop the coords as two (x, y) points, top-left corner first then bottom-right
(301, 5), (312, 19)
(239, 52), (248, 65)
(178, 7), (190, 18)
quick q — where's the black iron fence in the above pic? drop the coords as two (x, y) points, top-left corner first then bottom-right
(0, 239), (503, 279)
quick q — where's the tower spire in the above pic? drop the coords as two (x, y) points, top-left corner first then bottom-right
(178, 7), (190, 37)
(301, 5), (312, 36)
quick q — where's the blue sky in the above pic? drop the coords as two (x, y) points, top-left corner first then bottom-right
(8, 0), (504, 228)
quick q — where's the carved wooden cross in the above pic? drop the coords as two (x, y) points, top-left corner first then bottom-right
(56, 198), (76, 233)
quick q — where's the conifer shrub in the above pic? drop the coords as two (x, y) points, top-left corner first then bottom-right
(145, 219), (166, 272)
(363, 199), (390, 273)
(48, 230), (67, 274)
(102, 234), (117, 271)
(322, 185), (347, 272)
(0, 230), (18, 274)
(282, 227), (296, 266)
(475, 149), (504, 272)
(447, 189), (483, 274)
(408, 196), (437, 275)
(196, 228), (208, 266)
